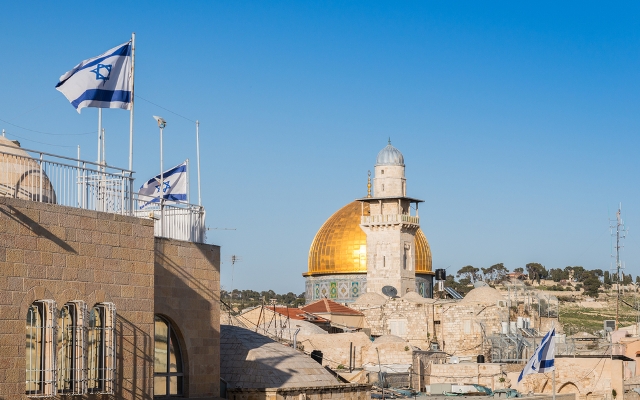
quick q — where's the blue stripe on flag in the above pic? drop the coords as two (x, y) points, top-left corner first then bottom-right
(55, 43), (131, 88)
(141, 163), (188, 187)
(70, 89), (131, 109)
(540, 359), (554, 369)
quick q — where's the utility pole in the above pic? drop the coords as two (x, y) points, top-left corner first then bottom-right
(611, 204), (627, 330)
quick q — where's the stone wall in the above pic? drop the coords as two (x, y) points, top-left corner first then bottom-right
(0, 196), (155, 400)
(512, 358), (635, 400)
(226, 384), (371, 400)
(155, 237), (221, 399)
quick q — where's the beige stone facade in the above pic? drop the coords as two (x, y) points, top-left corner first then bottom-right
(0, 196), (220, 399)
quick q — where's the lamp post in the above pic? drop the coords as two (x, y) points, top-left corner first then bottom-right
(153, 116), (167, 237)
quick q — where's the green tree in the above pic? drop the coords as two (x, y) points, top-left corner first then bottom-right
(565, 266), (586, 282)
(514, 267), (524, 273)
(582, 272), (601, 298)
(482, 263), (509, 284)
(604, 271), (612, 285)
(445, 274), (473, 295)
(623, 273), (633, 284)
(549, 268), (568, 282)
(526, 263), (548, 284)
(457, 265), (480, 283)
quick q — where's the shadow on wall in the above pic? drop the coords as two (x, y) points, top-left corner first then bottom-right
(220, 325), (296, 389)
(117, 314), (152, 400)
(154, 239), (220, 398)
(0, 205), (76, 253)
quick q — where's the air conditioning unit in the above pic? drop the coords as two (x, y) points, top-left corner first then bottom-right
(604, 320), (616, 332)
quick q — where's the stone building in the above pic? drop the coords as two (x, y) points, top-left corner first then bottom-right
(0, 137), (220, 399)
(304, 141), (434, 303)
(351, 286), (512, 360)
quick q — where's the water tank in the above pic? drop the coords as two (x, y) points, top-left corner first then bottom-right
(501, 322), (509, 334)
(311, 350), (323, 365)
(477, 355), (485, 363)
(435, 269), (446, 281)
(517, 317), (524, 329)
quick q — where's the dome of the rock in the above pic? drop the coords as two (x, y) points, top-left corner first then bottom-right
(304, 201), (432, 277)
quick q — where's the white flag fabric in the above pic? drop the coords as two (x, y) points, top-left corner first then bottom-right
(138, 162), (188, 209)
(55, 41), (132, 113)
(518, 327), (556, 382)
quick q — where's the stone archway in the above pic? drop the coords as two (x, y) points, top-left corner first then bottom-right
(558, 382), (580, 394)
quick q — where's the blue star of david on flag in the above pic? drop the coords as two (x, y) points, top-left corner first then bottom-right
(90, 63), (112, 82)
(55, 40), (132, 113)
(138, 162), (188, 209)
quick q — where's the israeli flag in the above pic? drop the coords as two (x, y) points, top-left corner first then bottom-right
(56, 41), (132, 113)
(138, 162), (187, 209)
(518, 327), (556, 382)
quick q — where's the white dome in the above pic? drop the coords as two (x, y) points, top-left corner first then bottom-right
(375, 141), (404, 166)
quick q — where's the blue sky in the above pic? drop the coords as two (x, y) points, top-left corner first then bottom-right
(1, 2), (639, 293)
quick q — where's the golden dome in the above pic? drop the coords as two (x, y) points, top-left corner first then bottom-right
(304, 201), (433, 277)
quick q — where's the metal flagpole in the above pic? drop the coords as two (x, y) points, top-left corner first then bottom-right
(186, 159), (190, 204)
(196, 120), (202, 206)
(160, 124), (164, 237)
(129, 32), (136, 172)
(98, 108), (102, 165)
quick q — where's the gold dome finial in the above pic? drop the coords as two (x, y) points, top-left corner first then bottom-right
(367, 170), (372, 197)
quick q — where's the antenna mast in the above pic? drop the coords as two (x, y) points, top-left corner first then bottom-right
(611, 204), (627, 329)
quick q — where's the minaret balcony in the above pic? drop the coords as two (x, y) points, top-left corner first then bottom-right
(361, 214), (419, 227)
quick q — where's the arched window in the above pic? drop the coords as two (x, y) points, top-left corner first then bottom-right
(26, 300), (56, 396)
(87, 303), (116, 394)
(56, 301), (86, 395)
(154, 315), (184, 397)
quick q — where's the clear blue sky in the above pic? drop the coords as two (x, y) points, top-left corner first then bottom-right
(1, 2), (639, 293)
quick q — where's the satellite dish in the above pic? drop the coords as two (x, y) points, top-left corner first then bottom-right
(382, 286), (398, 297)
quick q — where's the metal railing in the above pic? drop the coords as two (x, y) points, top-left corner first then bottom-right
(0, 142), (206, 243)
(361, 213), (420, 225)
(133, 200), (206, 243)
(0, 142), (134, 213)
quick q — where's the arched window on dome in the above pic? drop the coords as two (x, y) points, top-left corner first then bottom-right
(154, 315), (184, 397)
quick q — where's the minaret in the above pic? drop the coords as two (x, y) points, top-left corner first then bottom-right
(358, 140), (422, 296)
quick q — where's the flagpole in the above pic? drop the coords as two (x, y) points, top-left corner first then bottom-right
(98, 108), (102, 165)
(160, 124), (164, 237)
(129, 32), (136, 172)
(186, 158), (190, 204)
(196, 120), (202, 206)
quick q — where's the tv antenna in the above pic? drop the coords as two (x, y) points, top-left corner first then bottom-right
(610, 204), (628, 329)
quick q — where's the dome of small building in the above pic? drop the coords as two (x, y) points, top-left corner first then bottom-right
(375, 141), (405, 166)
(353, 292), (387, 306)
(402, 291), (436, 304)
(304, 201), (432, 277)
(0, 136), (56, 203)
(374, 335), (405, 344)
(460, 286), (504, 305)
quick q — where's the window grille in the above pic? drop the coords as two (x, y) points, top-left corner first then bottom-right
(154, 315), (184, 397)
(87, 302), (116, 394)
(57, 301), (86, 395)
(26, 300), (56, 397)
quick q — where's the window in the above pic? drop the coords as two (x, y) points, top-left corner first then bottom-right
(57, 301), (86, 395)
(154, 315), (184, 397)
(26, 300), (56, 397)
(389, 319), (408, 337)
(88, 303), (116, 394)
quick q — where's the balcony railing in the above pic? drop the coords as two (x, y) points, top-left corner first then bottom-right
(0, 141), (206, 243)
(361, 213), (420, 225)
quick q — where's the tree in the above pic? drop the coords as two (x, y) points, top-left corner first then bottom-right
(564, 266), (586, 282)
(623, 273), (633, 285)
(549, 268), (568, 282)
(482, 263), (509, 284)
(457, 265), (480, 283)
(582, 272), (602, 298)
(446, 274), (473, 295)
(514, 267), (524, 273)
(526, 263), (548, 284)
(604, 271), (612, 285)
(591, 269), (604, 278)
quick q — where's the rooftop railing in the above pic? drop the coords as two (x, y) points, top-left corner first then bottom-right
(0, 141), (206, 243)
(360, 213), (420, 225)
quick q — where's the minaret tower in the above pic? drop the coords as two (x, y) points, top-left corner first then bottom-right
(358, 140), (423, 296)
